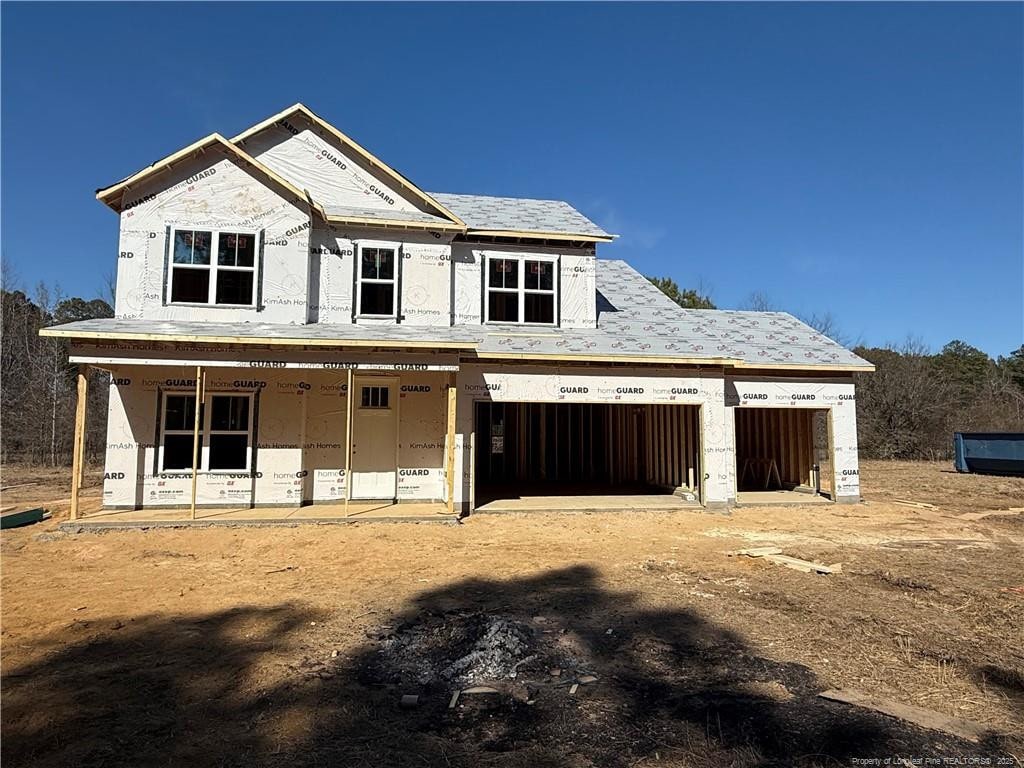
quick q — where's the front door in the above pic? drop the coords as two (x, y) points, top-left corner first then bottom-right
(351, 377), (398, 499)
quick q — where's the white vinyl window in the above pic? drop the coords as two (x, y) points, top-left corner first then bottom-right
(158, 392), (254, 473)
(168, 228), (258, 306)
(485, 254), (558, 325)
(356, 244), (398, 318)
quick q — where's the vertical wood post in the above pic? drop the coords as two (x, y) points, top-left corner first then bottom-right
(69, 366), (89, 521)
(189, 366), (204, 520)
(344, 368), (354, 515)
(445, 373), (457, 515)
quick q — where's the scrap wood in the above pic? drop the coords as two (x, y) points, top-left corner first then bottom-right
(818, 688), (990, 743)
(731, 546), (783, 557)
(733, 547), (840, 574)
(0, 482), (38, 492)
(893, 499), (937, 510)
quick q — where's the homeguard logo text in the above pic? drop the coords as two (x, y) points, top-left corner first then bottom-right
(560, 386), (589, 394)
(401, 385), (431, 393)
(742, 393), (769, 400)
(322, 362), (358, 370)
(233, 380), (266, 388)
(466, 383), (500, 392)
(671, 387), (699, 395)
(369, 185), (395, 206)
(394, 364), (428, 371)
(278, 119), (300, 136)
(838, 394), (855, 401)
(164, 379), (196, 387)
(841, 469), (859, 477)
(791, 394), (816, 401)
(400, 469), (430, 477)
(249, 361), (287, 368)
(277, 381), (311, 392)
(110, 377), (131, 386)
(320, 148), (348, 171)
(104, 472), (126, 480)
(285, 221), (310, 238)
(616, 387), (644, 394)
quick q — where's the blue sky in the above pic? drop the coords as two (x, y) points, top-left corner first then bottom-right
(2, 2), (1021, 356)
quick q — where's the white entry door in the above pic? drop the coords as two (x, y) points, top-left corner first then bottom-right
(351, 377), (398, 499)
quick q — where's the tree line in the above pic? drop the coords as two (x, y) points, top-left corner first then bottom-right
(649, 276), (1024, 460)
(1, 274), (113, 467)
(0, 272), (1019, 467)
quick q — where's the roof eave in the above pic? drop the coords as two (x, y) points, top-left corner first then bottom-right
(38, 326), (479, 351)
(465, 229), (615, 243)
(324, 214), (466, 233)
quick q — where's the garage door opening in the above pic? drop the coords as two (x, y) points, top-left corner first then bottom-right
(473, 402), (701, 512)
(734, 408), (832, 504)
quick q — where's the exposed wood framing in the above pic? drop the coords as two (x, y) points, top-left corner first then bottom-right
(69, 366), (89, 521)
(735, 407), (818, 491)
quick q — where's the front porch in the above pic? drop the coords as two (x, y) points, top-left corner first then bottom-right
(64, 500), (457, 529)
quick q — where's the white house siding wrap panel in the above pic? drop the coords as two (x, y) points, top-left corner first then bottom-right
(452, 244), (483, 325)
(397, 373), (447, 500)
(116, 151), (310, 324)
(309, 224), (355, 324)
(725, 377), (860, 502)
(559, 255), (597, 329)
(401, 243), (452, 326)
(241, 115), (422, 214)
(455, 365), (732, 508)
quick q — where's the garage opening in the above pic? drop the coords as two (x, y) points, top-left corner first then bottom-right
(734, 408), (831, 503)
(474, 402), (701, 511)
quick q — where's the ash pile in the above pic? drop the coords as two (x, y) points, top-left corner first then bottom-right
(368, 612), (588, 691)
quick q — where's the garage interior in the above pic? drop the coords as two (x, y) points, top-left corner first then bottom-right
(473, 402), (701, 511)
(734, 408), (832, 503)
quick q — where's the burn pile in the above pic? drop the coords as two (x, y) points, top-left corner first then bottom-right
(366, 612), (587, 691)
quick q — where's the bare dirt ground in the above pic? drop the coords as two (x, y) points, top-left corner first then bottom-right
(2, 460), (1022, 767)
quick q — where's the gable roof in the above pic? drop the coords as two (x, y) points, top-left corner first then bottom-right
(231, 103), (466, 229)
(431, 192), (614, 241)
(95, 133), (321, 215)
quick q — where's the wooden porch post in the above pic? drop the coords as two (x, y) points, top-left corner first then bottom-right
(69, 365), (89, 521)
(344, 368), (354, 516)
(189, 366), (204, 520)
(445, 373), (457, 515)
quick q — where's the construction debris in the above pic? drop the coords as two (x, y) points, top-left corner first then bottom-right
(818, 688), (989, 743)
(893, 499), (938, 510)
(399, 694), (419, 708)
(1, 508), (50, 530)
(732, 547), (841, 574)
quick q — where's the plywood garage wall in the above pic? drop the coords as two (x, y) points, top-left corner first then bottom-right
(735, 408), (815, 490)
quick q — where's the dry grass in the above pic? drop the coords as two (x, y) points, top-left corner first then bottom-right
(1, 459), (1022, 766)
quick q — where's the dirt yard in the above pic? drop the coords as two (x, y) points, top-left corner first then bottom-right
(2, 461), (1022, 767)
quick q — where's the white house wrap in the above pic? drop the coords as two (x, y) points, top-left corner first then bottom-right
(44, 103), (872, 518)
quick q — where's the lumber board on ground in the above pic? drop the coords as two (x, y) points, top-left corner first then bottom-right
(818, 688), (989, 742)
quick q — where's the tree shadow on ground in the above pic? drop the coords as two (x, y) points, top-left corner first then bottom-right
(2, 565), (1012, 767)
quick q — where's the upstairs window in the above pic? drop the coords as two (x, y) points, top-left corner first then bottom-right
(169, 229), (257, 306)
(356, 245), (398, 317)
(485, 255), (557, 325)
